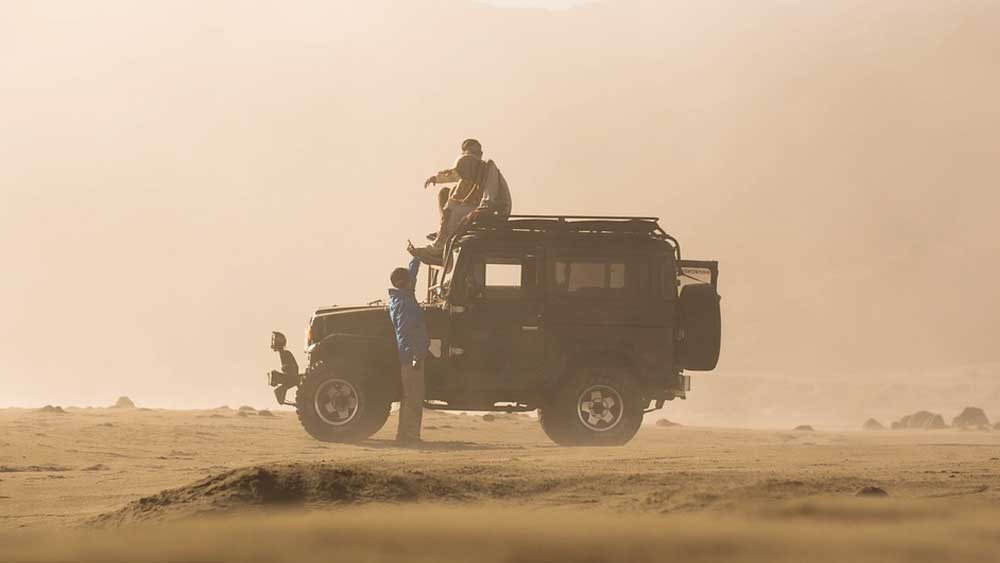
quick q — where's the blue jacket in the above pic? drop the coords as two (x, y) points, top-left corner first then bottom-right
(388, 257), (430, 366)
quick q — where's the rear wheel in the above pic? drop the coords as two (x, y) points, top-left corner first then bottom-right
(296, 369), (391, 442)
(539, 362), (643, 446)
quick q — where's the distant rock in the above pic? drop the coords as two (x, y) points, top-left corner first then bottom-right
(482, 414), (496, 422)
(952, 407), (990, 429)
(257, 410), (275, 417)
(855, 486), (888, 497)
(112, 396), (135, 409)
(892, 411), (947, 430)
(655, 418), (681, 427)
(793, 425), (814, 431)
(862, 418), (886, 431)
(237, 411), (255, 418)
(38, 405), (66, 414)
(237, 406), (257, 414)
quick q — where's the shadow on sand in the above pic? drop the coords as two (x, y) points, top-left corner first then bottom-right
(357, 439), (523, 452)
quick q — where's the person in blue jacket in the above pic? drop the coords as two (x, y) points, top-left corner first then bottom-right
(388, 248), (430, 445)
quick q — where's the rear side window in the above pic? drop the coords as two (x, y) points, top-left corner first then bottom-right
(553, 260), (645, 299)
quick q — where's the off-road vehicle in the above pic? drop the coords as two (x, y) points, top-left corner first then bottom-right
(268, 215), (721, 446)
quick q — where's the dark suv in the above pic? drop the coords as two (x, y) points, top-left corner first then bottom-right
(268, 215), (721, 446)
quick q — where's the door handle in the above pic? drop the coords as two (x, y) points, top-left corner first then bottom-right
(522, 313), (543, 331)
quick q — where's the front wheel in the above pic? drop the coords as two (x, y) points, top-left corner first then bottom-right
(539, 363), (644, 446)
(296, 369), (391, 442)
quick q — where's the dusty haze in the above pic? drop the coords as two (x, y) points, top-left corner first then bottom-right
(2, 0), (998, 426)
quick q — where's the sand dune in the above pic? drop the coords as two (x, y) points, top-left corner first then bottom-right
(8, 502), (1000, 563)
(3, 407), (1000, 561)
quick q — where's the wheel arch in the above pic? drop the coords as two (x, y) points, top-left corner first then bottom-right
(307, 334), (401, 400)
(545, 347), (641, 402)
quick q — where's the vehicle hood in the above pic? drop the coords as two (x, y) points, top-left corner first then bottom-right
(309, 305), (394, 344)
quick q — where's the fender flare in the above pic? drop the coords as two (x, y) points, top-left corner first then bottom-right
(307, 333), (400, 387)
(546, 348), (641, 403)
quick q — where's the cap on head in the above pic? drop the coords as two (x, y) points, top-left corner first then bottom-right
(453, 153), (482, 182)
(390, 267), (411, 289)
(271, 331), (287, 350)
(461, 138), (483, 156)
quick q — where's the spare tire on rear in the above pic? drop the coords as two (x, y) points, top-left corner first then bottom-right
(676, 283), (721, 371)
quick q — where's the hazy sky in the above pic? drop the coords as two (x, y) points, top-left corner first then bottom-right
(2, 0), (997, 420)
(479, 0), (596, 8)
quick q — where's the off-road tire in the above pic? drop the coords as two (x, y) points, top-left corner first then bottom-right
(538, 362), (644, 446)
(296, 368), (391, 442)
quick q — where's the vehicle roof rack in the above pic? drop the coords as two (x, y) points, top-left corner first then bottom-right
(507, 214), (661, 221)
(467, 214), (665, 236)
(460, 213), (681, 259)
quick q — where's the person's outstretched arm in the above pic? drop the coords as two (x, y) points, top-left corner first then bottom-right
(424, 168), (459, 188)
(407, 256), (421, 295)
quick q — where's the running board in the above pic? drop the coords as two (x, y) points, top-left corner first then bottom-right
(423, 401), (535, 413)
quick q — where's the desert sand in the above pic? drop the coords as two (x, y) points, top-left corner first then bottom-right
(3, 406), (1000, 562)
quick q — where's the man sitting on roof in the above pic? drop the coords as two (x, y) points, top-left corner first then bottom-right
(409, 139), (512, 266)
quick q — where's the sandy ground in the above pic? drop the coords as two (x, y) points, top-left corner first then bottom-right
(2, 406), (1000, 561)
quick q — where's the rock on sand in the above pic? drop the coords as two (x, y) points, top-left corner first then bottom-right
(793, 425), (814, 431)
(856, 486), (889, 497)
(892, 411), (948, 430)
(38, 405), (66, 414)
(862, 418), (886, 431)
(951, 407), (990, 429)
(112, 396), (135, 409)
(655, 419), (681, 427)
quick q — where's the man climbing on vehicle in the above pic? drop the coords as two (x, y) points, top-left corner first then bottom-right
(388, 250), (431, 446)
(410, 138), (512, 265)
(268, 331), (299, 405)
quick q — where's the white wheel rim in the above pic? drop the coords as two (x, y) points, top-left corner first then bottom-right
(314, 379), (360, 426)
(577, 384), (624, 432)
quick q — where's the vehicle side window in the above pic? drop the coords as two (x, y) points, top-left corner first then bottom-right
(553, 259), (645, 299)
(468, 255), (538, 300)
(484, 262), (521, 299)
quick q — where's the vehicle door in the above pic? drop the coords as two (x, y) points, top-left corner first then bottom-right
(543, 248), (659, 376)
(447, 247), (544, 391)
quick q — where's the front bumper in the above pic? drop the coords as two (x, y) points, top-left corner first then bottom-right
(267, 342), (302, 406)
(268, 370), (300, 388)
